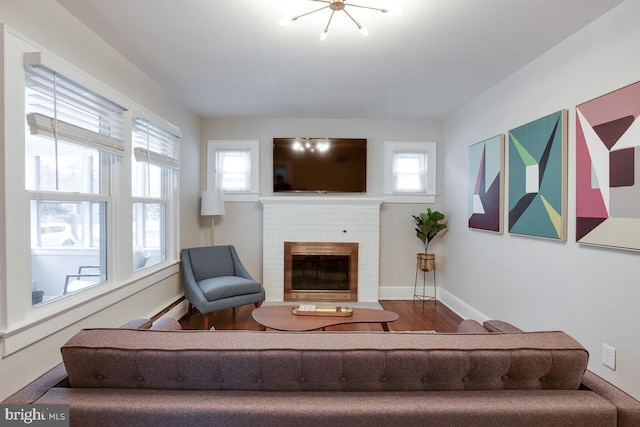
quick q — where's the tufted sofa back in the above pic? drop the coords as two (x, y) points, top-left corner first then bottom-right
(61, 329), (588, 392)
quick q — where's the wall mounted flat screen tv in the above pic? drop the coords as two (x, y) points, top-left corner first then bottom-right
(273, 137), (366, 193)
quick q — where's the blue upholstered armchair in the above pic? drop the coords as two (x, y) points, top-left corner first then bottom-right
(180, 245), (265, 329)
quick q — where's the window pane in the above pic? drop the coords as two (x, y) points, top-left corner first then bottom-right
(217, 150), (250, 191)
(393, 151), (427, 192)
(31, 200), (106, 304)
(396, 174), (423, 191)
(25, 134), (101, 193)
(132, 202), (165, 269)
(396, 157), (421, 172)
(132, 161), (163, 198)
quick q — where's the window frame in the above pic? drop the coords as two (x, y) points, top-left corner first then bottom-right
(131, 113), (181, 270)
(206, 140), (260, 202)
(24, 59), (125, 302)
(383, 141), (437, 203)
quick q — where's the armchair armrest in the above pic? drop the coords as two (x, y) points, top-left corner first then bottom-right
(229, 245), (256, 280)
(179, 249), (212, 314)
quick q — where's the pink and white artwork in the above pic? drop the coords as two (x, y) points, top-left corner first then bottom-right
(576, 81), (640, 250)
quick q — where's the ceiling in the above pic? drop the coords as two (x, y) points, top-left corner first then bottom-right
(56, 0), (623, 120)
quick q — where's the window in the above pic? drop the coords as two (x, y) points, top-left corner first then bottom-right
(207, 140), (259, 201)
(25, 59), (125, 304)
(217, 150), (251, 192)
(132, 116), (180, 270)
(384, 141), (437, 203)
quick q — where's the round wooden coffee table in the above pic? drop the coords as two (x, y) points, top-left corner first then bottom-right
(252, 305), (399, 332)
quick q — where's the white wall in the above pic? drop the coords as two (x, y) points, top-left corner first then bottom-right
(0, 0), (201, 400)
(201, 118), (443, 296)
(442, 0), (640, 399)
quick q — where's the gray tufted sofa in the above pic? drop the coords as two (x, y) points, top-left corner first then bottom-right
(4, 318), (640, 426)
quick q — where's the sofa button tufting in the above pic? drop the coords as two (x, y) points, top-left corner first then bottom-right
(137, 376), (144, 382)
(256, 378), (263, 384)
(462, 377), (469, 383)
(502, 375), (509, 381)
(177, 377), (185, 383)
(380, 377), (387, 383)
(97, 374), (104, 380)
(299, 377), (306, 383)
(340, 377), (347, 383)
(540, 377), (546, 382)
(217, 377), (224, 383)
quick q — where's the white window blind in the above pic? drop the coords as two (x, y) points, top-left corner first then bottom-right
(217, 150), (251, 192)
(132, 118), (180, 170)
(24, 63), (126, 155)
(393, 151), (427, 192)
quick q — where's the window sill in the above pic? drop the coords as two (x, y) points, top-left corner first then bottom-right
(383, 193), (438, 204)
(0, 261), (179, 356)
(222, 192), (260, 202)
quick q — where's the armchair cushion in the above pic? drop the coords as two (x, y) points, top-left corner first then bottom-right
(199, 276), (262, 300)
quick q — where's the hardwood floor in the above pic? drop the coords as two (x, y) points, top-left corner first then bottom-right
(179, 300), (463, 332)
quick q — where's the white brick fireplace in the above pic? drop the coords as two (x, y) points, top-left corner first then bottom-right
(261, 197), (383, 302)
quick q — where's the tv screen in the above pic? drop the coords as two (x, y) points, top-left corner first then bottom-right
(273, 138), (366, 193)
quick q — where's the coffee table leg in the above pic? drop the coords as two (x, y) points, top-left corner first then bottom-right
(381, 322), (390, 332)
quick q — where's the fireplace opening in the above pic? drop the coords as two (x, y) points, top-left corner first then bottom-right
(284, 242), (358, 301)
(292, 254), (350, 291)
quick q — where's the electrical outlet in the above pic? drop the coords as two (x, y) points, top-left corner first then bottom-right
(602, 343), (616, 370)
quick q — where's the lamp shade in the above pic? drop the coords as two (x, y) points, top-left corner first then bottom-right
(201, 190), (225, 216)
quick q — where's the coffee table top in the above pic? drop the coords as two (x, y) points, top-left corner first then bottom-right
(252, 305), (399, 331)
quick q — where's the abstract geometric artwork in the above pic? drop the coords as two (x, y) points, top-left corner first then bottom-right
(468, 135), (504, 232)
(508, 110), (568, 240)
(576, 81), (640, 251)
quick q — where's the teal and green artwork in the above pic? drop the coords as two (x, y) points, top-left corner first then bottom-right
(508, 110), (568, 240)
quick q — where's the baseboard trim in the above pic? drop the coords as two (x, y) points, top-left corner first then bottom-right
(377, 286), (489, 322)
(151, 296), (189, 321)
(437, 289), (490, 322)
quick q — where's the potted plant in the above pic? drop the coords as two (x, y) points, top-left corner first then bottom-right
(412, 208), (447, 271)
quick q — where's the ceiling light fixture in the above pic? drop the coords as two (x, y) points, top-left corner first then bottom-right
(280, 0), (394, 41)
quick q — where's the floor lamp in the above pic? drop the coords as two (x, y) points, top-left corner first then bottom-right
(201, 189), (225, 245)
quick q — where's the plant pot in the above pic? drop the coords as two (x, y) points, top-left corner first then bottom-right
(416, 253), (435, 272)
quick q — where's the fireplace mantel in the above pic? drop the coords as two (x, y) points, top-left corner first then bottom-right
(261, 197), (382, 303)
(260, 196), (383, 206)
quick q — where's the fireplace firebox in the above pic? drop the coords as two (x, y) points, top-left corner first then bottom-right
(284, 242), (358, 301)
